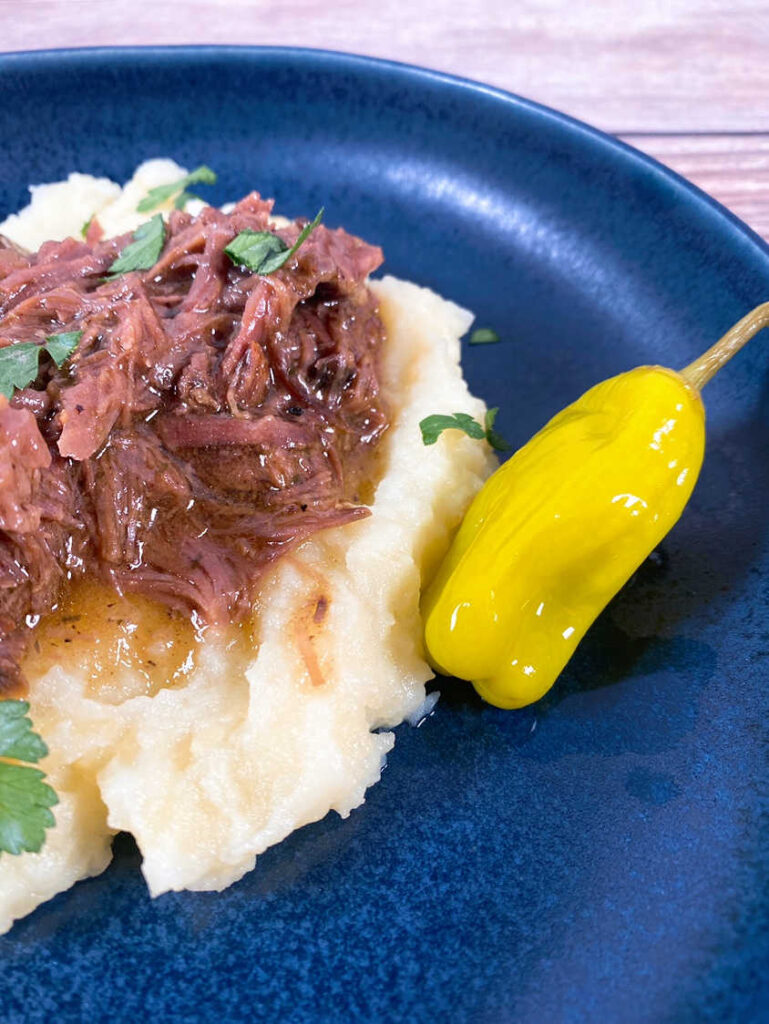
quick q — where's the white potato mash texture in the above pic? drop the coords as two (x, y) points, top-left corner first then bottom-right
(0, 164), (495, 932)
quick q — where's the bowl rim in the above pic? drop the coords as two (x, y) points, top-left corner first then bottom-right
(1, 42), (767, 272)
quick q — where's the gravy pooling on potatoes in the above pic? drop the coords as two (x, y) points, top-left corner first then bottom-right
(0, 196), (390, 693)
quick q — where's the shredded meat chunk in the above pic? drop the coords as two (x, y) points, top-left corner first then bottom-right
(0, 194), (388, 692)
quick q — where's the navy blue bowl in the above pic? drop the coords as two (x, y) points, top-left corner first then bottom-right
(1, 47), (767, 1024)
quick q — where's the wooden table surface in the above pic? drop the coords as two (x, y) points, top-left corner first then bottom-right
(2, 0), (768, 241)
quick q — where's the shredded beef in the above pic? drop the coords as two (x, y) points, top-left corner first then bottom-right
(0, 194), (388, 692)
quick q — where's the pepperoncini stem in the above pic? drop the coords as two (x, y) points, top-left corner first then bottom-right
(681, 301), (769, 390)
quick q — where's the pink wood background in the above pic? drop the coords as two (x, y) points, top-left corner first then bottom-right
(2, 0), (769, 240)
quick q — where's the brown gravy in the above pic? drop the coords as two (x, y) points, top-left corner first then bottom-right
(23, 580), (211, 700)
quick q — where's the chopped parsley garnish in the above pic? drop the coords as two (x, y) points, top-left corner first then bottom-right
(0, 700), (58, 856)
(483, 407), (510, 451)
(0, 344), (41, 400)
(137, 165), (217, 213)
(420, 407), (510, 452)
(81, 216), (93, 239)
(420, 412), (485, 446)
(469, 327), (500, 345)
(44, 330), (83, 368)
(106, 214), (165, 277)
(0, 330), (83, 398)
(225, 208), (324, 275)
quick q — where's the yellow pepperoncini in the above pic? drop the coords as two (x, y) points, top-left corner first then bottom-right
(422, 302), (769, 709)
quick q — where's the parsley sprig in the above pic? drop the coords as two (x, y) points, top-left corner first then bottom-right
(137, 165), (217, 213)
(420, 407), (510, 451)
(469, 327), (500, 345)
(0, 700), (58, 856)
(0, 330), (83, 399)
(225, 208), (324, 275)
(106, 214), (166, 277)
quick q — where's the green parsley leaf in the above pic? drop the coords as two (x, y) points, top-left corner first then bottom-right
(44, 330), (83, 368)
(0, 701), (48, 762)
(450, 412), (487, 439)
(0, 330), (84, 398)
(484, 406), (511, 451)
(107, 214), (166, 277)
(469, 327), (500, 345)
(259, 209), (324, 274)
(0, 700), (58, 856)
(81, 216), (93, 239)
(420, 414), (462, 446)
(224, 230), (285, 272)
(420, 408), (511, 450)
(420, 412), (485, 446)
(225, 208), (324, 275)
(0, 343), (43, 399)
(136, 165), (217, 214)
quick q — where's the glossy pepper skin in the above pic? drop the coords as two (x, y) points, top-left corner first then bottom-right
(422, 365), (705, 709)
(422, 301), (769, 709)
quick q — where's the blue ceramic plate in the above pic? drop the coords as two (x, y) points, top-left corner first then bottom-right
(0, 47), (767, 1024)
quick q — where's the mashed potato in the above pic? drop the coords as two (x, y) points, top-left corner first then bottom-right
(0, 164), (495, 933)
